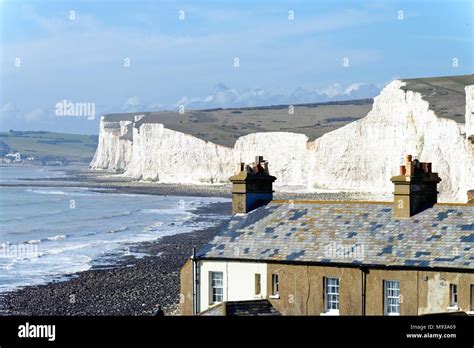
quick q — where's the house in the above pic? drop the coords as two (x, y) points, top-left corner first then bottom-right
(180, 156), (474, 316)
(5, 152), (21, 162)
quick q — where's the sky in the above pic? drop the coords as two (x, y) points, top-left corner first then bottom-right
(0, 0), (473, 134)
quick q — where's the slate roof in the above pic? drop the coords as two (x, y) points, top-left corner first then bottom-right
(225, 300), (281, 316)
(197, 201), (474, 271)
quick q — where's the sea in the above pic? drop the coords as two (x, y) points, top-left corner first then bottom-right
(0, 165), (230, 293)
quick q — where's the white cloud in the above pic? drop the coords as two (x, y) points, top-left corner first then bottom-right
(121, 96), (142, 112)
(173, 81), (380, 110)
(0, 103), (20, 125)
(318, 83), (343, 98)
(24, 108), (45, 121)
(0, 102), (18, 113)
(19, 3), (100, 35)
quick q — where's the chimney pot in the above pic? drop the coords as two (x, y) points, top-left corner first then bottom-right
(406, 161), (413, 176)
(399, 165), (406, 175)
(426, 162), (432, 174)
(413, 159), (422, 175)
(421, 162), (426, 174)
(421, 162), (432, 175)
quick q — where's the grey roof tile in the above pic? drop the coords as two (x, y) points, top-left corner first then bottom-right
(197, 202), (474, 270)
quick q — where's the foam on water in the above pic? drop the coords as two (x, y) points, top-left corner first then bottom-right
(46, 234), (67, 241)
(26, 189), (69, 195)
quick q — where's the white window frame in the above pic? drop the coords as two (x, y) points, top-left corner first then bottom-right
(209, 271), (224, 304)
(323, 277), (340, 315)
(468, 284), (474, 315)
(384, 280), (400, 316)
(448, 283), (458, 310)
(270, 273), (279, 298)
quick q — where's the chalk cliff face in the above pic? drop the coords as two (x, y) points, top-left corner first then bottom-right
(91, 78), (474, 202)
(91, 119), (133, 172)
(234, 132), (311, 188)
(466, 85), (474, 138)
(310, 80), (473, 202)
(463, 85), (474, 201)
(124, 123), (234, 183)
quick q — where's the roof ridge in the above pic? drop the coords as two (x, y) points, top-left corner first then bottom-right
(270, 200), (474, 206)
(271, 200), (392, 205)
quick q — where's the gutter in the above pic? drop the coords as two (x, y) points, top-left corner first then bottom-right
(360, 267), (368, 316)
(191, 248), (197, 315)
(194, 256), (474, 274)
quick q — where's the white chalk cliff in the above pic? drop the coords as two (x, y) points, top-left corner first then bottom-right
(124, 122), (234, 183)
(91, 119), (133, 171)
(91, 78), (474, 202)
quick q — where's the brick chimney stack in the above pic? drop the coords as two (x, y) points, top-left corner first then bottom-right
(229, 156), (276, 215)
(468, 190), (474, 203)
(390, 155), (441, 218)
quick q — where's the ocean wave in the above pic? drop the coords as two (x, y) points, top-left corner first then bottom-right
(112, 193), (144, 197)
(3, 251), (45, 261)
(25, 189), (68, 195)
(44, 243), (93, 255)
(0, 216), (24, 223)
(19, 208), (70, 221)
(143, 221), (164, 232)
(140, 208), (193, 215)
(46, 234), (67, 241)
(101, 210), (134, 219)
(24, 239), (41, 244)
(108, 227), (128, 234)
(0, 262), (15, 270)
(0, 200), (41, 208)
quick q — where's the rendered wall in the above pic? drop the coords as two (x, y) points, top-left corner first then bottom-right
(179, 259), (193, 316)
(196, 260), (268, 314)
(267, 263), (362, 316)
(180, 259), (474, 315)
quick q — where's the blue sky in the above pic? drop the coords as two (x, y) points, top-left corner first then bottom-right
(0, 0), (473, 134)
